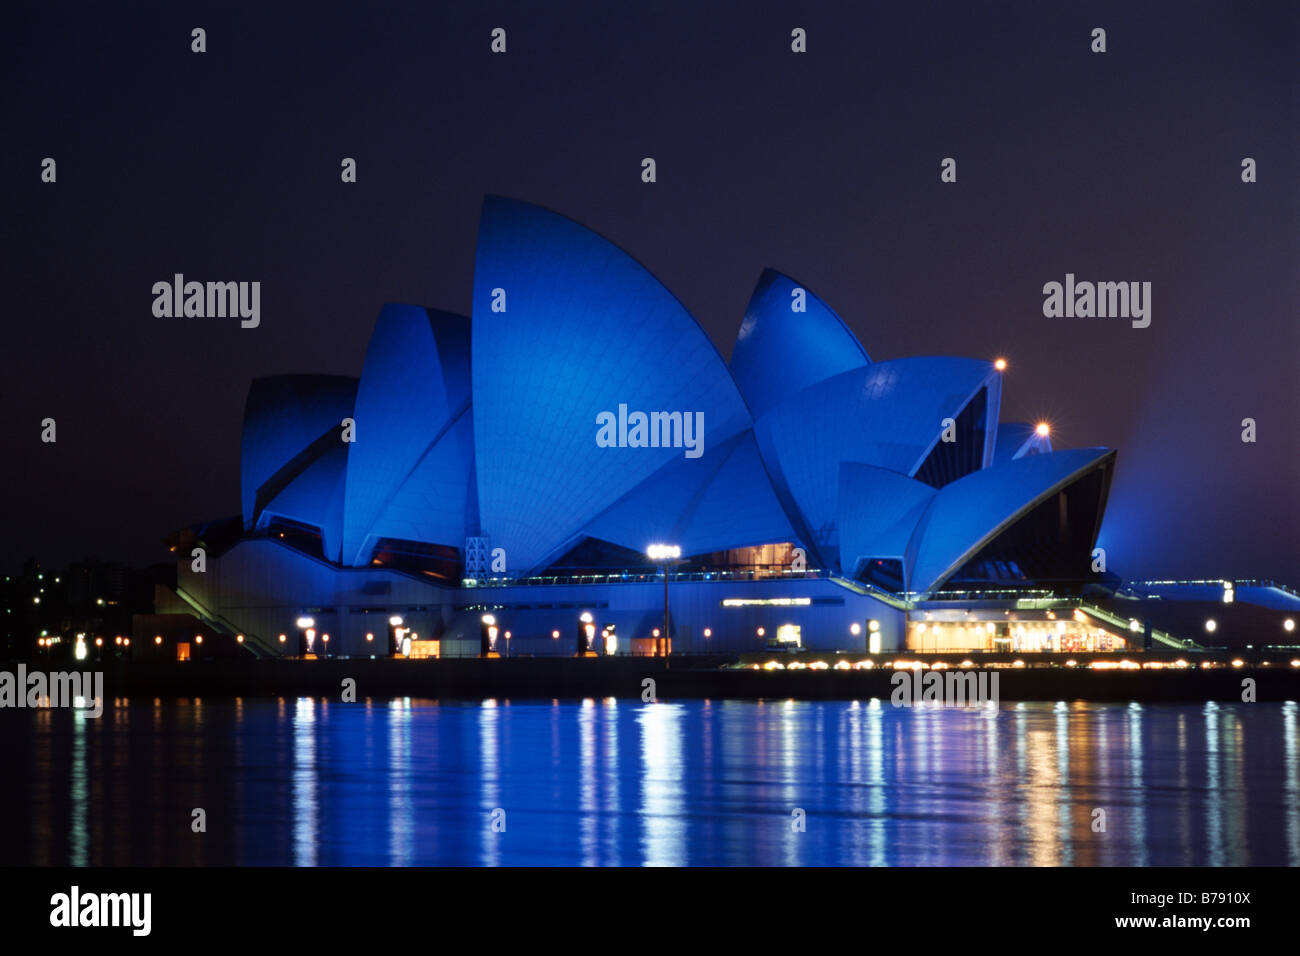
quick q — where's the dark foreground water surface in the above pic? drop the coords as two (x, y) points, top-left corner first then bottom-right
(1, 698), (1297, 866)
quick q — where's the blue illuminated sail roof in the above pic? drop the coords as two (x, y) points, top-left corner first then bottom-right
(907, 448), (1115, 595)
(730, 269), (870, 420)
(754, 357), (1000, 558)
(230, 197), (1115, 594)
(240, 374), (358, 533)
(837, 463), (936, 584)
(341, 304), (472, 566)
(471, 196), (752, 574)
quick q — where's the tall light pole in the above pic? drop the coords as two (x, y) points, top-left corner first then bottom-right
(647, 544), (681, 662)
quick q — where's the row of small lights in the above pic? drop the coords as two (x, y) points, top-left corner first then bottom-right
(1204, 617), (1295, 633)
(45, 626), (720, 647)
(38, 613), (1299, 649)
(39, 634), (133, 648)
(37, 617), (877, 649)
(475, 619), (882, 643)
(67, 588), (1292, 649)
(913, 612), (1297, 637)
(755, 658), (1300, 671)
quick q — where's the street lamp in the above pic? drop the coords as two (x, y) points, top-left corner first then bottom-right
(388, 615), (404, 657)
(480, 614), (499, 658)
(647, 544), (681, 660)
(578, 611), (595, 657)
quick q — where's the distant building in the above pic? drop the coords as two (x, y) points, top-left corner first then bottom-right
(168, 197), (1131, 658)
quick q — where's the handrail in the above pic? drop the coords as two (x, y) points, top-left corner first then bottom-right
(1124, 578), (1299, 598)
(463, 567), (832, 588)
(1075, 601), (1195, 651)
(172, 585), (276, 657)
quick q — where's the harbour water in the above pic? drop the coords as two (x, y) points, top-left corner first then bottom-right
(1, 697), (1296, 866)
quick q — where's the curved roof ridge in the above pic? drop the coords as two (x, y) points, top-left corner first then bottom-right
(481, 194), (742, 383)
(341, 304), (472, 565)
(730, 267), (870, 421)
(752, 356), (1000, 555)
(471, 196), (752, 573)
(907, 447), (1116, 595)
(240, 374), (358, 532)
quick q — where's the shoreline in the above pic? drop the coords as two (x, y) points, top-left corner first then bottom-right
(7, 654), (1298, 703)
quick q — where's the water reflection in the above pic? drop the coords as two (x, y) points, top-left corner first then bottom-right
(69, 705), (87, 866)
(1284, 701), (1299, 865)
(601, 698), (621, 867)
(0, 698), (1296, 867)
(639, 702), (685, 866)
(1205, 701), (1224, 867)
(479, 699), (500, 867)
(388, 698), (412, 866)
(578, 698), (596, 866)
(292, 697), (317, 867)
(1127, 703), (1146, 868)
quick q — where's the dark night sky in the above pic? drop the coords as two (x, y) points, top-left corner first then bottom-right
(3, 1), (1296, 583)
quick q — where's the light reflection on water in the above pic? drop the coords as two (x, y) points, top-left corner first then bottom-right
(0, 698), (1296, 866)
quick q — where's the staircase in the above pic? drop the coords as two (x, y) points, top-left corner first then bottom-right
(170, 585), (279, 658)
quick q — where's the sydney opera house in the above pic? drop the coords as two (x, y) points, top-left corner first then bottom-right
(161, 196), (1133, 659)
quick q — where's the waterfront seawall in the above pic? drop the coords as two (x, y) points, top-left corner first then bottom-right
(24, 655), (1300, 703)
